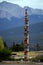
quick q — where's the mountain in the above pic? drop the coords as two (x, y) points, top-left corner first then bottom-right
(0, 1), (23, 19)
(0, 1), (43, 19)
(0, 1), (43, 30)
(29, 22), (43, 50)
(0, 22), (43, 50)
(0, 17), (24, 31)
(0, 14), (43, 31)
(0, 1), (43, 50)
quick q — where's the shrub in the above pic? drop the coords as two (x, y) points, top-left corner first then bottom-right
(29, 55), (43, 62)
(29, 58), (39, 62)
(0, 37), (4, 50)
(35, 55), (43, 62)
(0, 48), (11, 61)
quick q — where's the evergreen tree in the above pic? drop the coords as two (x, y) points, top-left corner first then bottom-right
(35, 43), (40, 51)
(3, 41), (7, 48)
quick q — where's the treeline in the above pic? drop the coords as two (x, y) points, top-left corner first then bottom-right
(10, 42), (24, 52)
(4, 41), (42, 51)
(0, 36), (43, 51)
(3, 41), (24, 52)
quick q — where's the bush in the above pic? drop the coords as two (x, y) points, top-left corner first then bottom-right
(29, 58), (39, 62)
(29, 55), (43, 62)
(35, 55), (43, 62)
(0, 37), (4, 50)
(0, 48), (11, 61)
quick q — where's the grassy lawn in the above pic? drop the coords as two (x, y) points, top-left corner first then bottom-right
(11, 52), (24, 57)
(11, 51), (43, 58)
(29, 51), (43, 58)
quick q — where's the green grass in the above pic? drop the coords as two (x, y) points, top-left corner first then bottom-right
(29, 51), (43, 58)
(11, 51), (43, 58)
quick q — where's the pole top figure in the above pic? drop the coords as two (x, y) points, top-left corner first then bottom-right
(25, 9), (27, 11)
(25, 9), (28, 15)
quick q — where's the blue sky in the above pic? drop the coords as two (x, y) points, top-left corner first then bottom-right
(0, 0), (43, 9)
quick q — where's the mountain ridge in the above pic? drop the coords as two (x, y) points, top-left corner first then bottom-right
(0, 1), (43, 50)
(0, 1), (43, 19)
(0, 22), (43, 50)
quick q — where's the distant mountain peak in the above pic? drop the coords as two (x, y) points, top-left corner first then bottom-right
(1, 1), (22, 7)
(1, 1), (8, 4)
(0, 1), (43, 20)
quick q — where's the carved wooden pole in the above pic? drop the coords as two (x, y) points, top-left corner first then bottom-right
(24, 9), (29, 61)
